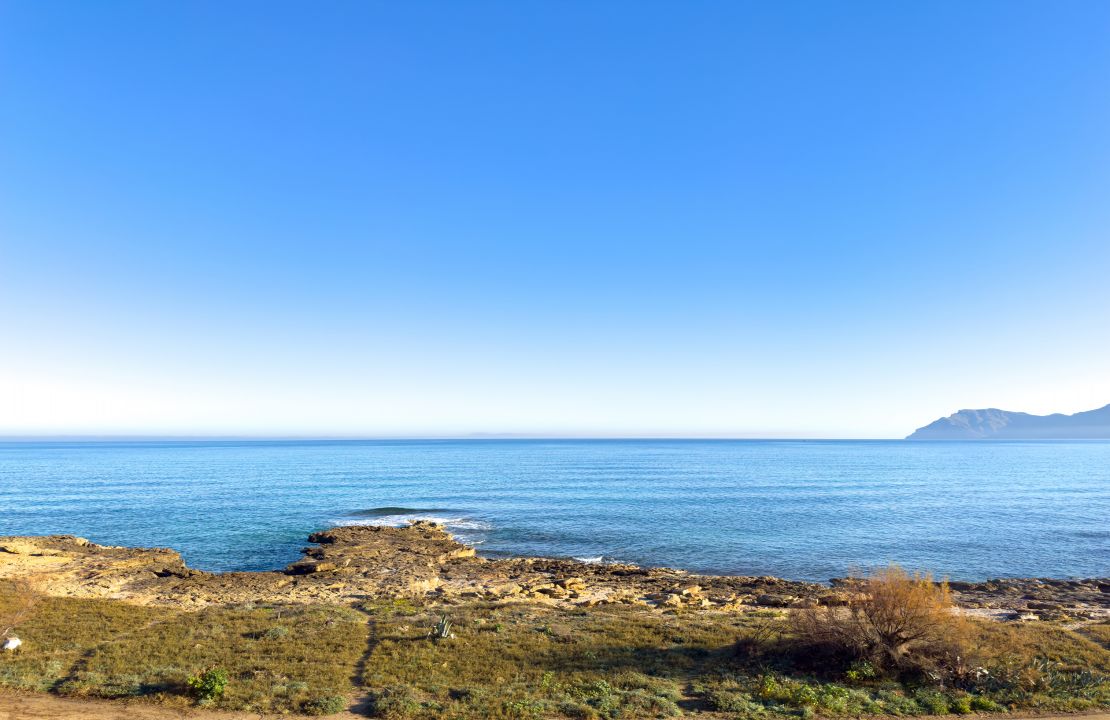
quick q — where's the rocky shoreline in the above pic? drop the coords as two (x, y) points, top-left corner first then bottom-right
(2, 522), (1107, 621)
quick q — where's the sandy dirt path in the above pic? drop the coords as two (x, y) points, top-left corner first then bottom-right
(0, 692), (366, 720)
(2, 693), (1110, 720)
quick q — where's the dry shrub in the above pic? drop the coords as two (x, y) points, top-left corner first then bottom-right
(793, 565), (968, 677)
(733, 617), (786, 661)
(1, 578), (39, 640)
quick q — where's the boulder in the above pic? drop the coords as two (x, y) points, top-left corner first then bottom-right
(755, 593), (796, 608)
(816, 591), (854, 607)
(286, 560), (337, 575)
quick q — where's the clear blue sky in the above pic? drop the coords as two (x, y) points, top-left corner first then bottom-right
(2, 1), (1109, 437)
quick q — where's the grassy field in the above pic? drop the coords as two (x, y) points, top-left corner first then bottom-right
(359, 600), (1110, 719)
(3, 582), (1110, 718)
(0, 582), (368, 714)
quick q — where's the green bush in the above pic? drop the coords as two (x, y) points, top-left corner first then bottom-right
(876, 689), (922, 716)
(706, 688), (759, 712)
(914, 689), (950, 715)
(949, 694), (974, 714)
(845, 660), (877, 683)
(186, 667), (229, 704)
(619, 688), (681, 717)
(817, 684), (851, 712)
(370, 685), (422, 718)
(970, 695), (1003, 712)
(303, 694), (348, 715)
(756, 674), (782, 701)
(558, 700), (599, 719)
(610, 671), (682, 701)
(789, 683), (820, 707)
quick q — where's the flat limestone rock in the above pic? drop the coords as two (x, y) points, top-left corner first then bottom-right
(2, 524), (1107, 618)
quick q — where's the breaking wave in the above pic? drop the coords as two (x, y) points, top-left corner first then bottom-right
(337, 506), (493, 538)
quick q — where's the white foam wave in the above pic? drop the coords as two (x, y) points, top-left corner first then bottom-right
(337, 514), (493, 533)
(574, 555), (604, 564)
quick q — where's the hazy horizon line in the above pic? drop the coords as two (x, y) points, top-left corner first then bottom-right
(0, 433), (901, 442)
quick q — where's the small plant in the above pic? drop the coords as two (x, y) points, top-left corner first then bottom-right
(557, 700), (598, 719)
(263, 625), (289, 640)
(540, 670), (559, 694)
(970, 695), (1003, 712)
(186, 667), (229, 704)
(789, 683), (820, 707)
(876, 688), (923, 715)
(913, 689), (950, 715)
(370, 684), (422, 718)
(503, 698), (547, 718)
(817, 684), (851, 712)
(706, 688), (765, 714)
(845, 660), (877, 683)
(756, 673), (782, 701)
(432, 614), (452, 639)
(949, 693), (974, 714)
(303, 694), (348, 715)
(620, 688), (682, 717)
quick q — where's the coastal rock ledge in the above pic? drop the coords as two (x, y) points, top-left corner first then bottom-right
(1, 523), (1107, 619)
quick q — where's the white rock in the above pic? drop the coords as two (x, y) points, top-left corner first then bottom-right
(2, 636), (22, 651)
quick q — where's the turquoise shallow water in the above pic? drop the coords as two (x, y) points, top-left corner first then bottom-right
(0, 439), (1107, 582)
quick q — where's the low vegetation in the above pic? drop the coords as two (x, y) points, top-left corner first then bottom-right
(792, 566), (968, 677)
(0, 581), (366, 714)
(0, 578), (37, 643)
(360, 596), (1110, 719)
(186, 666), (230, 704)
(2, 573), (1110, 718)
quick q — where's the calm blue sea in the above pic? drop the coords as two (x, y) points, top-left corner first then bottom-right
(0, 440), (1107, 582)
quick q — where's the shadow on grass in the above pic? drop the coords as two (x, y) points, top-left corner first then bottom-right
(349, 610), (385, 717)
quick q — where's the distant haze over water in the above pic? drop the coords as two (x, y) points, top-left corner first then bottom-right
(1, 439), (1107, 582)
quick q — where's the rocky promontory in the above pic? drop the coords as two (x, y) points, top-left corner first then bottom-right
(907, 402), (1110, 439)
(2, 523), (1107, 620)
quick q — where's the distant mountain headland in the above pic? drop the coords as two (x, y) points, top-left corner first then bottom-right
(907, 403), (1110, 440)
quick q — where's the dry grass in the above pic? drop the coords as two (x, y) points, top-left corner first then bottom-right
(1080, 621), (1110, 651)
(0, 578), (37, 641)
(0, 588), (170, 694)
(360, 600), (743, 718)
(360, 600), (1110, 719)
(974, 620), (1110, 673)
(3, 581), (1110, 718)
(0, 582), (368, 714)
